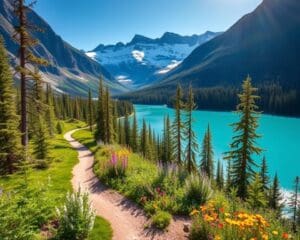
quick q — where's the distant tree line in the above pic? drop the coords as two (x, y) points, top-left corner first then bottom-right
(119, 83), (300, 116)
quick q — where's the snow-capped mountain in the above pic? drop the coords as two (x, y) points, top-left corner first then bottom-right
(86, 31), (221, 88)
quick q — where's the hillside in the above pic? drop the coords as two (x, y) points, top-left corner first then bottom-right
(121, 0), (300, 116)
(0, 0), (127, 95)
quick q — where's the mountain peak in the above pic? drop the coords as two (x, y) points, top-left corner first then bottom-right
(129, 34), (154, 45)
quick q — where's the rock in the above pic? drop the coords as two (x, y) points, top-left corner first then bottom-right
(183, 223), (190, 233)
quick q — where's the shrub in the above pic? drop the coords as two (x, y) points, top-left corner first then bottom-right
(56, 121), (64, 134)
(0, 185), (52, 240)
(151, 210), (171, 229)
(56, 190), (95, 240)
(184, 174), (213, 205)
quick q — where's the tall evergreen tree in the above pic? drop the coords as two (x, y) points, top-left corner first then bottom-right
(140, 119), (148, 157)
(131, 110), (138, 152)
(172, 83), (184, 165)
(225, 76), (262, 199)
(88, 88), (93, 131)
(95, 77), (106, 142)
(269, 173), (283, 216)
(260, 156), (269, 191)
(162, 115), (173, 163)
(13, 0), (47, 147)
(289, 176), (299, 232)
(0, 37), (23, 174)
(104, 87), (113, 143)
(200, 125), (214, 178)
(184, 84), (198, 173)
(124, 111), (131, 146)
(216, 160), (224, 189)
(226, 159), (232, 192)
(45, 84), (56, 137)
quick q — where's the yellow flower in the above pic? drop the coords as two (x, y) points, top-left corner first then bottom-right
(272, 230), (278, 235)
(262, 233), (269, 240)
(214, 235), (221, 240)
(224, 213), (231, 217)
(190, 209), (200, 216)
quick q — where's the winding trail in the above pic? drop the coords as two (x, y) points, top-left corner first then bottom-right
(64, 129), (190, 240)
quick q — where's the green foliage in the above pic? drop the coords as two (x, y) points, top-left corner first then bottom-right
(269, 173), (283, 215)
(184, 174), (213, 205)
(56, 121), (64, 134)
(151, 210), (171, 229)
(88, 216), (112, 240)
(171, 83), (185, 165)
(0, 185), (53, 240)
(200, 125), (214, 178)
(56, 190), (95, 240)
(0, 37), (23, 174)
(33, 115), (51, 161)
(225, 76), (262, 199)
(184, 84), (198, 173)
(246, 173), (267, 209)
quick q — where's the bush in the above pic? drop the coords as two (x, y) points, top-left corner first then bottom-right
(151, 210), (171, 229)
(184, 174), (213, 205)
(56, 190), (95, 240)
(0, 185), (52, 240)
(56, 121), (64, 134)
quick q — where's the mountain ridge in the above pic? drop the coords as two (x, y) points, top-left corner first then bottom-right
(0, 0), (127, 96)
(86, 31), (221, 88)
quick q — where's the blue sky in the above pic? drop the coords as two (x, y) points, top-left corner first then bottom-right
(35, 0), (262, 51)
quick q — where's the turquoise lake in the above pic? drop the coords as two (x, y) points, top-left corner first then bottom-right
(134, 104), (300, 190)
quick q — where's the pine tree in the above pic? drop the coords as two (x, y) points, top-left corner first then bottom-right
(200, 125), (214, 178)
(104, 87), (113, 143)
(13, 0), (47, 147)
(140, 119), (148, 157)
(162, 115), (173, 163)
(88, 88), (93, 131)
(33, 115), (50, 160)
(73, 97), (80, 120)
(95, 77), (106, 142)
(56, 121), (63, 134)
(131, 110), (138, 152)
(225, 76), (262, 199)
(216, 160), (224, 189)
(269, 173), (283, 215)
(112, 101), (118, 142)
(289, 176), (299, 232)
(124, 111), (131, 146)
(0, 37), (23, 174)
(172, 83), (185, 165)
(246, 173), (267, 209)
(45, 84), (56, 136)
(226, 159), (232, 192)
(184, 84), (198, 173)
(260, 156), (269, 191)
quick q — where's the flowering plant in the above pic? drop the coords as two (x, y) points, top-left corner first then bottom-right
(190, 200), (292, 240)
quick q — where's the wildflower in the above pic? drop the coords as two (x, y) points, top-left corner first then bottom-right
(262, 233), (268, 240)
(190, 209), (200, 216)
(214, 235), (221, 240)
(282, 233), (290, 239)
(224, 213), (231, 217)
(272, 231), (278, 235)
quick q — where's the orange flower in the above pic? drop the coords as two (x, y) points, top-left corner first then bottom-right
(282, 233), (290, 239)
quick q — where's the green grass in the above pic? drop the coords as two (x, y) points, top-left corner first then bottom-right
(0, 119), (112, 240)
(88, 216), (112, 240)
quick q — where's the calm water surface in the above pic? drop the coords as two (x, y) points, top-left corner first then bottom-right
(134, 104), (300, 190)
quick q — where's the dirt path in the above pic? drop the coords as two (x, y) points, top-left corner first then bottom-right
(64, 129), (190, 240)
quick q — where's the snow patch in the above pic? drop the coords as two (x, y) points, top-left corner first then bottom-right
(156, 60), (181, 74)
(116, 75), (132, 84)
(132, 50), (145, 62)
(86, 51), (97, 60)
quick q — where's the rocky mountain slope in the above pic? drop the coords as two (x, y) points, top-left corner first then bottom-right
(86, 31), (220, 88)
(0, 0), (127, 96)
